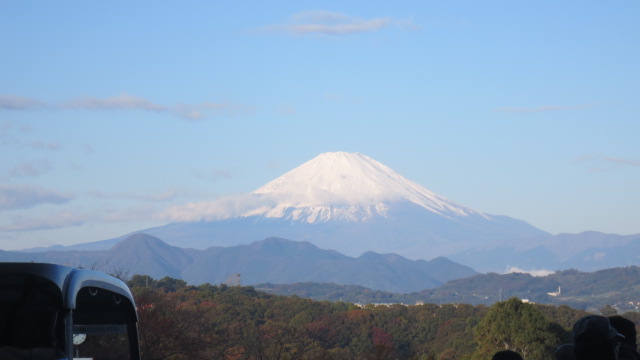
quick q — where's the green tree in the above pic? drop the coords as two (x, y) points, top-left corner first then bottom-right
(128, 274), (156, 289)
(156, 276), (187, 292)
(473, 298), (558, 360)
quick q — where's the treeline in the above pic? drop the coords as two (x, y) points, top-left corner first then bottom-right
(88, 275), (640, 360)
(255, 282), (418, 304)
(259, 267), (640, 313)
(423, 267), (640, 311)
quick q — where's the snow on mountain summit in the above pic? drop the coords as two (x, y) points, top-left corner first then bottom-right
(246, 152), (477, 221)
(163, 151), (482, 223)
(154, 151), (547, 258)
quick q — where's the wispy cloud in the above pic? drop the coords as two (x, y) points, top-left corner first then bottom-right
(9, 159), (53, 177)
(64, 94), (251, 120)
(1, 212), (84, 231)
(258, 10), (418, 36)
(1, 203), (162, 232)
(82, 143), (94, 154)
(173, 102), (252, 120)
(87, 188), (191, 202)
(574, 155), (640, 172)
(0, 93), (251, 120)
(0, 184), (74, 211)
(29, 141), (62, 151)
(276, 104), (296, 115)
(99, 205), (164, 224)
(63, 94), (166, 112)
(0, 95), (49, 110)
(494, 104), (595, 113)
(194, 169), (234, 182)
(603, 157), (640, 168)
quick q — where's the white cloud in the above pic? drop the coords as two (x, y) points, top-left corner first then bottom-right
(159, 189), (365, 222)
(505, 266), (554, 277)
(0, 184), (73, 211)
(259, 11), (417, 36)
(160, 193), (273, 222)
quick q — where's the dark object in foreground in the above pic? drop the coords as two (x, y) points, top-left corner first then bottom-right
(0, 262), (140, 360)
(493, 350), (524, 360)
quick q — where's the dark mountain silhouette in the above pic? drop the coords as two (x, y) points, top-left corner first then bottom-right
(1, 233), (478, 293)
(106, 233), (195, 279)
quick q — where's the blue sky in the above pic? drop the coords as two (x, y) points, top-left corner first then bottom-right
(1, 1), (639, 250)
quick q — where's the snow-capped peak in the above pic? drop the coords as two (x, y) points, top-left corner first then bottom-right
(162, 152), (482, 224)
(247, 152), (477, 221)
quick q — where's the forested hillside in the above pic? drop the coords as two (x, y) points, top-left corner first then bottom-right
(259, 266), (640, 313)
(78, 275), (640, 360)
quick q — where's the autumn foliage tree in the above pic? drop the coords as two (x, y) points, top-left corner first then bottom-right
(124, 276), (590, 360)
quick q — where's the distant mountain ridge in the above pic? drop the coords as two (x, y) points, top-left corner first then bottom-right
(23, 151), (640, 273)
(57, 152), (547, 272)
(448, 231), (640, 272)
(0, 233), (478, 293)
(258, 266), (640, 313)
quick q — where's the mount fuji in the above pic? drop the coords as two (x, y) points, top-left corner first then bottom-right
(76, 152), (549, 266)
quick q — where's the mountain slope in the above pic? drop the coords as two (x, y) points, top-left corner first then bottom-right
(106, 233), (195, 279)
(30, 151), (554, 271)
(128, 152), (548, 263)
(2, 234), (478, 293)
(20, 152), (640, 273)
(137, 200), (548, 263)
(183, 237), (478, 292)
(249, 151), (476, 221)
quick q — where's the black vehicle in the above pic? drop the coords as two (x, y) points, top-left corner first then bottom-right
(0, 263), (141, 360)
